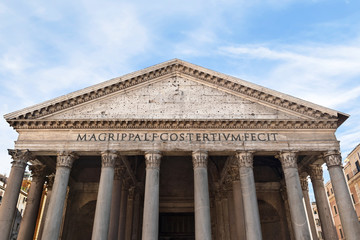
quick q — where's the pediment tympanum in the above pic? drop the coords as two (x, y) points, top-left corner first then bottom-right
(41, 77), (300, 121)
(4, 59), (347, 129)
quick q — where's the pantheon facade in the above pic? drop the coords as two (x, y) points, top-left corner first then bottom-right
(0, 59), (359, 240)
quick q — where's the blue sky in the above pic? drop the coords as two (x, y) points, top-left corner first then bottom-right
(1, 1), (360, 199)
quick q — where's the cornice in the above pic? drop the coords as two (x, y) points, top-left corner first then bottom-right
(5, 61), (342, 126)
(8, 119), (338, 129)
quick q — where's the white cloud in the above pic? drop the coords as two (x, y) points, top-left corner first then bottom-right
(220, 42), (360, 108)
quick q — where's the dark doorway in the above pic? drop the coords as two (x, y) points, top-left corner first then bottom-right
(159, 212), (195, 240)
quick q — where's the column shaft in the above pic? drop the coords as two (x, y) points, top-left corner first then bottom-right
(131, 191), (141, 240)
(0, 149), (31, 240)
(118, 181), (129, 240)
(92, 151), (117, 240)
(38, 174), (55, 240)
(125, 187), (135, 240)
(215, 196), (225, 240)
(141, 151), (161, 240)
(108, 167), (124, 240)
(300, 175), (319, 240)
(192, 150), (212, 240)
(232, 180), (246, 240)
(325, 152), (360, 240)
(308, 165), (337, 240)
(221, 196), (230, 240)
(279, 152), (310, 240)
(227, 190), (237, 240)
(236, 151), (262, 240)
(17, 165), (46, 240)
(41, 152), (77, 240)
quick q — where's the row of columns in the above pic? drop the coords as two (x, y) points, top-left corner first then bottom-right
(1, 149), (360, 240)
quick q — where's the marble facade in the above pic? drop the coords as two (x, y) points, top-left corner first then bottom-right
(1, 59), (359, 240)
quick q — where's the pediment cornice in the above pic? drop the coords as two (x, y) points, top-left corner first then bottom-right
(4, 59), (347, 128)
(8, 119), (338, 129)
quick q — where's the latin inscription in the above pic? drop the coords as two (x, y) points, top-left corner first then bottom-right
(76, 132), (278, 142)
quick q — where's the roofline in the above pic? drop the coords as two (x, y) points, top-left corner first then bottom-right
(4, 58), (348, 126)
(346, 143), (360, 158)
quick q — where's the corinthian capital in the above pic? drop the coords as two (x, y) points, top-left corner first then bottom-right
(57, 151), (78, 168)
(192, 150), (208, 168)
(46, 174), (55, 190)
(101, 150), (118, 168)
(323, 151), (342, 167)
(308, 164), (323, 181)
(299, 175), (309, 191)
(8, 149), (33, 168)
(236, 151), (253, 168)
(29, 164), (47, 179)
(114, 166), (126, 180)
(229, 165), (240, 181)
(278, 152), (297, 169)
(144, 151), (161, 169)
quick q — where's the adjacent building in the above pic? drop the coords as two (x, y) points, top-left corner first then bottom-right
(344, 144), (360, 218)
(0, 173), (29, 240)
(311, 202), (323, 239)
(1, 59), (359, 240)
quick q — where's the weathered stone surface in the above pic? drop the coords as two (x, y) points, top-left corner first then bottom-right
(43, 77), (300, 121)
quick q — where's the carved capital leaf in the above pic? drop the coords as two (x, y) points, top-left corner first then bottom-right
(236, 151), (253, 168)
(8, 149), (33, 168)
(46, 174), (55, 190)
(308, 164), (323, 180)
(278, 152), (297, 169)
(145, 151), (161, 169)
(101, 150), (118, 168)
(29, 164), (47, 179)
(299, 176), (309, 191)
(114, 166), (126, 180)
(57, 151), (78, 168)
(192, 150), (208, 168)
(229, 165), (240, 181)
(323, 151), (342, 167)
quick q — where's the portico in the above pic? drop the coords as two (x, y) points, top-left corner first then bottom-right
(1, 59), (359, 240)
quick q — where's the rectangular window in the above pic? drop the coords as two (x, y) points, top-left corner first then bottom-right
(351, 194), (356, 204)
(346, 174), (350, 180)
(333, 205), (338, 215)
(339, 228), (344, 239)
(356, 160), (360, 173)
(331, 188), (333, 194)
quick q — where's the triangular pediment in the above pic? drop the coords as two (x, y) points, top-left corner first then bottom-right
(4, 59), (347, 129)
(40, 76), (303, 121)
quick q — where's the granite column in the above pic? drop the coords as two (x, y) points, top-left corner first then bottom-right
(192, 150), (212, 240)
(17, 164), (47, 240)
(118, 178), (129, 240)
(141, 151), (161, 240)
(41, 151), (77, 240)
(299, 175), (318, 240)
(38, 174), (55, 240)
(229, 163), (246, 240)
(236, 151), (262, 240)
(324, 151), (360, 240)
(308, 164), (337, 240)
(108, 165), (125, 240)
(279, 152), (310, 240)
(92, 151), (117, 240)
(0, 149), (32, 240)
